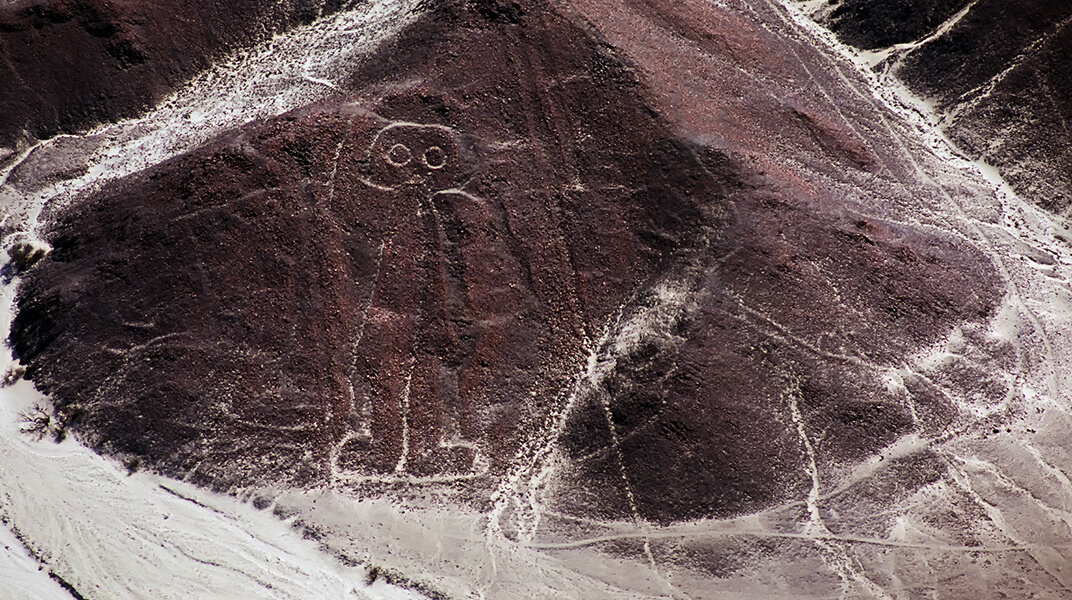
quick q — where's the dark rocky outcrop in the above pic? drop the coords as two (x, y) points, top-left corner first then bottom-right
(898, 0), (1072, 212)
(10, 0), (1002, 526)
(0, 0), (348, 147)
(821, 0), (971, 49)
(811, 0), (1072, 213)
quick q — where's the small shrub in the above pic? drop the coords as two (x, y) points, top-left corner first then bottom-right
(7, 240), (49, 273)
(2, 365), (25, 387)
(17, 401), (72, 442)
(18, 403), (56, 441)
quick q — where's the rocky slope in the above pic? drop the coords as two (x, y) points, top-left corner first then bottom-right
(2, 0), (1072, 598)
(9, 0), (1001, 522)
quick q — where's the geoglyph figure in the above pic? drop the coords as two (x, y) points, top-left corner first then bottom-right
(333, 122), (490, 484)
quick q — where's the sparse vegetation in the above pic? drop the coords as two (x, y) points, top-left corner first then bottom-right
(17, 400), (79, 442)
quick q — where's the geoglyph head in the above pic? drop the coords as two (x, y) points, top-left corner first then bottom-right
(364, 123), (470, 191)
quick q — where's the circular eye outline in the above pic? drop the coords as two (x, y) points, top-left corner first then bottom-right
(423, 146), (447, 169)
(385, 143), (412, 167)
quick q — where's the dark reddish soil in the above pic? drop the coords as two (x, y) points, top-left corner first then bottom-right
(10, 0), (1002, 523)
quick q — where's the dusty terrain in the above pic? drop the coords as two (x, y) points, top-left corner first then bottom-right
(2, 0), (1072, 598)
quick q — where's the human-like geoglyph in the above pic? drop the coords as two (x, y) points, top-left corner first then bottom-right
(335, 121), (489, 484)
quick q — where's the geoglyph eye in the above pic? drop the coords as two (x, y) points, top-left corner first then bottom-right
(386, 143), (412, 167)
(423, 146), (446, 169)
